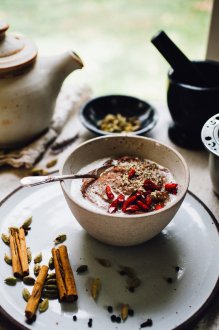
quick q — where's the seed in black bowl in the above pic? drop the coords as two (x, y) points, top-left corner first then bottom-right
(116, 316), (121, 323)
(111, 315), (117, 322)
(119, 270), (126, 276)
(107, 306), (113, 313)
(140, 318), (153, 327)
(166, 277), (173, 284)
(88, 318), (93, 327)
(128, 309), (134, 316)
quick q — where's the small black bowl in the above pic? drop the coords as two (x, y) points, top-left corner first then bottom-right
(80, 94), (158, 136)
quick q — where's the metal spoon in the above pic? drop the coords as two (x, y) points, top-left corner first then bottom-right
(20, 165), (112, 187)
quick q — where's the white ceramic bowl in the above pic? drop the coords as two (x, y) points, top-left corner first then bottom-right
(60, 135), (189, 246)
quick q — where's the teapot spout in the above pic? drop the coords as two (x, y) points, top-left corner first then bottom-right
(65, 51), (84, 71)
(46, 50), (83, 98)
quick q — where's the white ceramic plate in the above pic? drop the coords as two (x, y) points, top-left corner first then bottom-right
(0, 183), (219, 330)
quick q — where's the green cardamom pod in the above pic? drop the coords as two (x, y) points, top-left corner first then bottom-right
(5, 277), (17, 286)
(21, 217), (32, 230)
(95, 258), (111, 267)
(48, 257), (54, 270)
(23, 276), (35, 285)
(30, 168), (48, 176)
(43, 284), (58, 291)
(22, 288), (31, 302)
(54, 234), (66, 245)
(39, 298), (49, 313)
(1, 233), (10, 245)
(4, 254), (12, 265)
(91, 278), (101, 300)
(76, 265), (88, 274)
(26, 247), (32, 264)
(43, 289), (58, 294)
(46, 279), (57, 285)
(46, 159), (57, 168)
(42, 291), (59, 299)
(34, 263), (41, 276)
(126, 277), (141, 289)
(34, 252), (42, 264)
(121, 304), (129, 321)
(47, 272), (56, 280)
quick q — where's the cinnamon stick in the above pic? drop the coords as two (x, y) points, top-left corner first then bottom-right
(52, 245), (78, 302)
(50, 133), (79, 154)
(25, 265), (48, 320)
(9, 227), (29, 277)
(52, 247), (66, 301)
(9, 228), (22, 278)
(18, 228), (29, 276)
(59, 245), (78, 301)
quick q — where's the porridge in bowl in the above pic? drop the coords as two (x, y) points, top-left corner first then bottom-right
(73, 156), (178, 215)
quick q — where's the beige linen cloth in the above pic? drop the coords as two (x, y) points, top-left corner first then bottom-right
(0, 83), (92, 169)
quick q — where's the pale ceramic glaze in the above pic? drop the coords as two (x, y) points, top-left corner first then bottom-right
(0, 21), (83, 148)
(60, 135), (190, 246)
(0, 51), (83, 148)
(0, 181), (218, 330)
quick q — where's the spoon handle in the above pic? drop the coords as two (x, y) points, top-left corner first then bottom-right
(20, 174), (97, 187)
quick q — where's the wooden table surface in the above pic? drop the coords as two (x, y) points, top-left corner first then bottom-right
(0, 102), (218, 330)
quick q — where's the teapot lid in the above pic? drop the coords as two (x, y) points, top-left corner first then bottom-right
(0, 21), (37, 77)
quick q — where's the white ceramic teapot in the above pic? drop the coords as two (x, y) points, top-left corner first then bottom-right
(0, 21), (83, 148)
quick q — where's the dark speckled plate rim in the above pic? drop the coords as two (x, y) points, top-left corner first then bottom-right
(0, 184), (218, 330)
(79, 94), (159, 136)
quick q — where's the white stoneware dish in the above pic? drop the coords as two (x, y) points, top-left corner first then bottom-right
(0, 183), (219, 330)
(60, 135), (190, 246)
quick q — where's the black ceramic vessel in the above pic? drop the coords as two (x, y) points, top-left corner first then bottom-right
(167, 60), (219, 149)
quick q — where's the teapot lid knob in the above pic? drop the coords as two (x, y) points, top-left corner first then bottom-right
(0, 21), (37, 77)
(0, 21), (9, 40)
